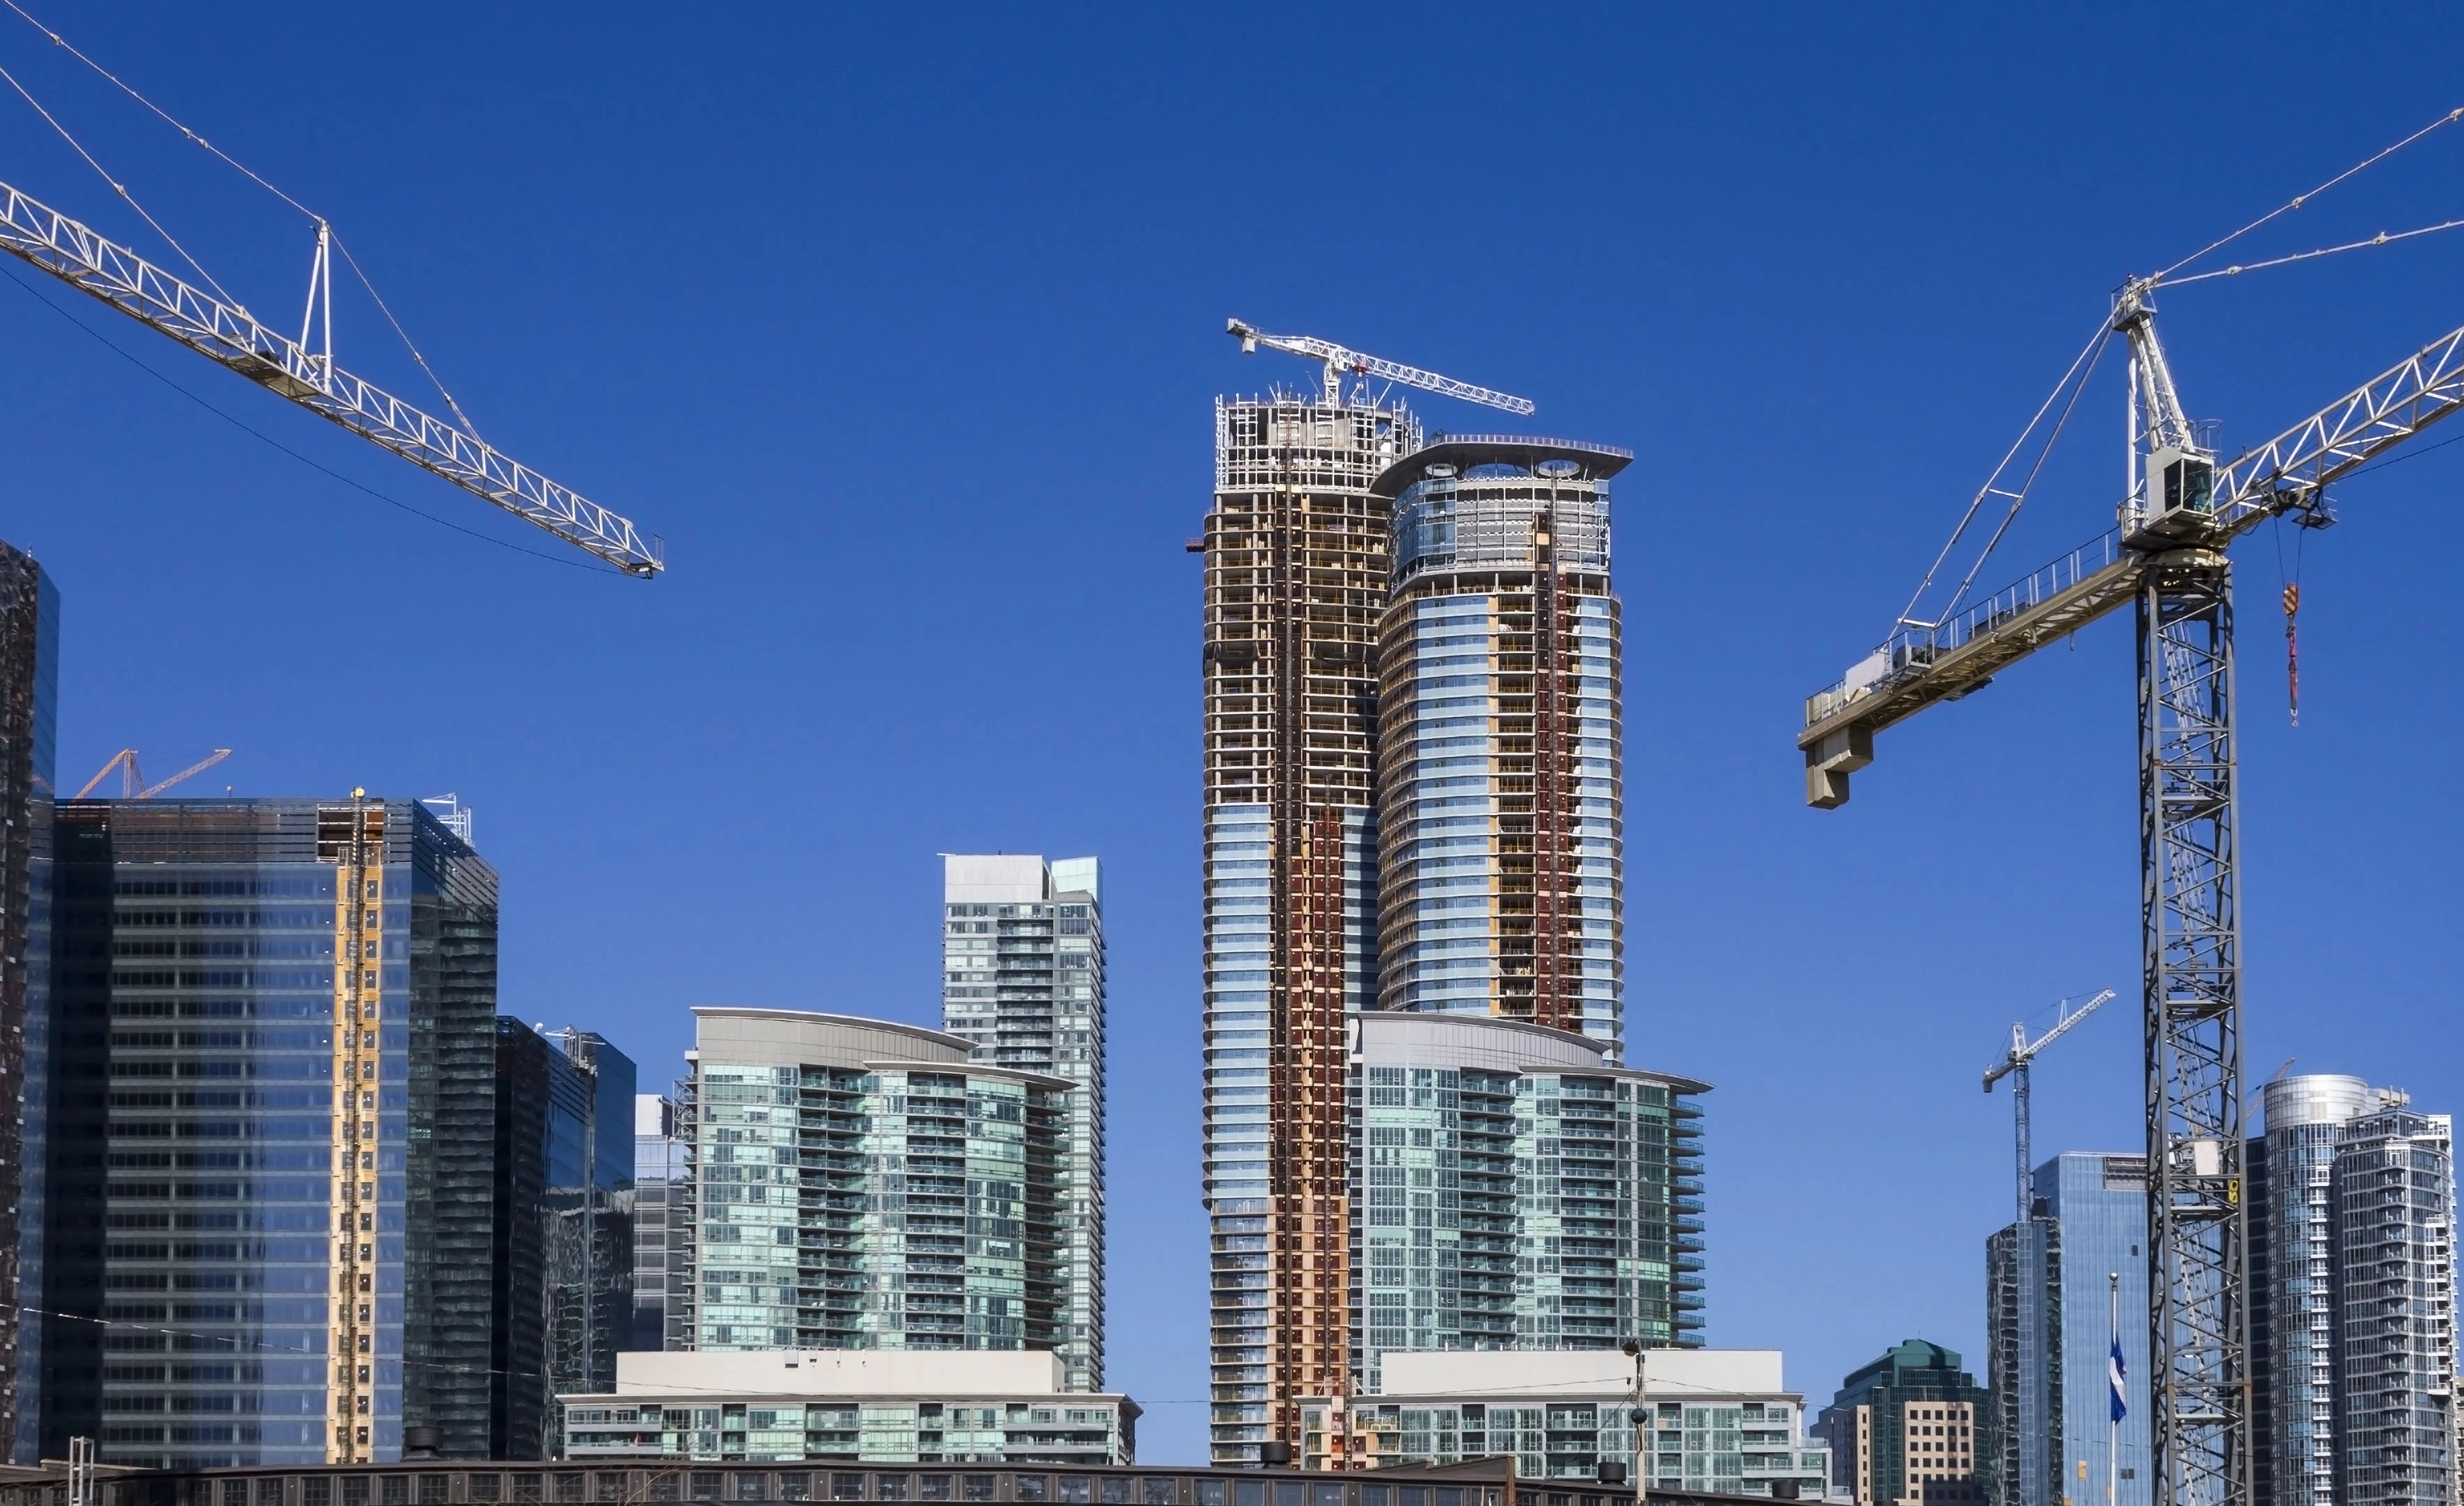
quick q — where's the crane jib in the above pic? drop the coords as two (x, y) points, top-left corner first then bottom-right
(0, 176), (662, 576)
(1800, 316), (2464, 808)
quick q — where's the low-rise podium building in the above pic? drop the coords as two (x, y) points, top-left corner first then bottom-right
(558, 1351), (1137, 1466)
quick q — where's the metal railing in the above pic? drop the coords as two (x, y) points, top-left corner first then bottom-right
(1805, 526), (2130, 727)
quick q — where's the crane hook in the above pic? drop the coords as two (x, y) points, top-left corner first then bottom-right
(2282, 581), (2301, 727)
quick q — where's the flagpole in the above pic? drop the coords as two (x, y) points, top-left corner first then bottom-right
(2108, 1272), (2120, 1506)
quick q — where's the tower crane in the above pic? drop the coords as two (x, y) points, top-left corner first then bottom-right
(0, 175), (661, 575)
(1226, 317), (1537, 414)
(1798, 281), (2464, 1506)
(1984, 987), (2116, 1228)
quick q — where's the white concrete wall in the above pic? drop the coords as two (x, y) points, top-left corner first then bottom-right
(615, 1348), (1068, 1397)
(1377, 1347), (1787, 1398)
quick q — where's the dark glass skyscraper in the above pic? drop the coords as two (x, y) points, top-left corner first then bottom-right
(489, 1023), (635, 1461)
(38, 796), (501, 1466)
(630, 1093), (687, 1352)
(0, 538), (57, 1464)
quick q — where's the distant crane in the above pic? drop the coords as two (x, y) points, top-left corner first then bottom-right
(1225, 317), (1536, 414)
(0, 180), (660, 574)
(72, 745), (230, 799)
(1983, 987), (2116, 1227)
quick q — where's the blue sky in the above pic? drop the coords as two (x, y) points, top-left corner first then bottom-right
(4, 1), (2462, 1463)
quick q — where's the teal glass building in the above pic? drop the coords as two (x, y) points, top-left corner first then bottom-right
(1348, 1012), (1705, 1391)
(941, 856), (1106, 1391)
(677, 1009), (1070, 1358)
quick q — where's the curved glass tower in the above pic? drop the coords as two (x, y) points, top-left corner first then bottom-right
(1372, 438), (1629, 1057)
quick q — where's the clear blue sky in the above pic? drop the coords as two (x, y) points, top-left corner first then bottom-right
(5, 1), (2461, 1463)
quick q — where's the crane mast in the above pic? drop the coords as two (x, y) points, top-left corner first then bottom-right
(1983, 987), (2116, 1228)
(0, 175), (662, 576)
(1800, 289), (2464, 1506)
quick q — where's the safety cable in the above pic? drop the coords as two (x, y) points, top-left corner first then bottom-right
(2155, 106), (2464, 283)
(0, 0), (488, 438)
(0, 58), (241, 309)
(1892, 318), (2111, 633)
(0, 260), (614, 575)
(2164, 213), (2464, 286)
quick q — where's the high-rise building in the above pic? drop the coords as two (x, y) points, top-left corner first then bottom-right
(2248, 1075), (2458, 1506)
(38, 795), (504, 1466)
(0, 539), (56, 1465)
(2331, 1104), (2454, 1506)
(941, 855), (1105, 1390)
(675, 1008), (1070, 1357)
(1371, 438), (1629, 1055)
(488, 1023), (636, 1461)
(631, 1094), (688, 1352)
(1985, 1154), (2150, 1506)
(1350, 1012), (1703, 1391)
(1200, 391), (1419, 1462)
(1817, 1341), (1990, 1506)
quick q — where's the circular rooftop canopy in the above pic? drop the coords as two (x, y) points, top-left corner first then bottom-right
(1370, 434), (1634, 498)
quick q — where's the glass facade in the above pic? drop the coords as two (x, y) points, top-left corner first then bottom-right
(1986, 1154), (2151, 1506)
(941, 857), (1106, 1391)
(2248, 1075), (2457, 1506)
(1202, 394), (1412, 1464)
(678, 1010), (1069, 1358)
(2327, 1106), (2454, 1506)
(0, 537), (55, 1463)
(564, 1399), (1133, 1466)
(633, 1094), (689, 1352)
(489, 1025), (636, 1460)
(1313, 1393), (1823, 1494)
(1817, 1341), (1990, 1506)
(39, 797), (501, 1466)
(1348, 1013), (1703, 1392)
(1374, 441), (1627, 1056)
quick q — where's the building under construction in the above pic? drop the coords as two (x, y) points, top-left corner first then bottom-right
(1200, 391), (1418, 1464)
(1205, 327), (1699, 1470)
(1372, 437), (1629, 1055)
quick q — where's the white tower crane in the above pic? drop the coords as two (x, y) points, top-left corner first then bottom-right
(0, 175), (660, 575)
(1983, 987), (2116, 1227)
(1225, 317), (1536, 414)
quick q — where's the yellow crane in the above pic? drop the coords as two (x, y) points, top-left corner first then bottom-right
(71, 745), (230, 799)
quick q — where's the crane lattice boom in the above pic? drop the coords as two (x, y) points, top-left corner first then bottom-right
(1801, 310), (2464, 807)
(0, 176), (662, 576)
(1225, 318), (1536, 415)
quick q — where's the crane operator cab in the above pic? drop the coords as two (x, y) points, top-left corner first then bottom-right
(2126, 444), (2217, 548)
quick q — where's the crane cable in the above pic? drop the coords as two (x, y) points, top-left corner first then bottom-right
(0, 0), (488, 440)
(2154, 105), (2464, 284)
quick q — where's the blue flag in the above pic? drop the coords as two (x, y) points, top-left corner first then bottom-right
(2109, 1340), (2129, 1423)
